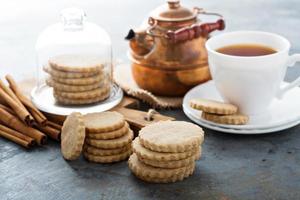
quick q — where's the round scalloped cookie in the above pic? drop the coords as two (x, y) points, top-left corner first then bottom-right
(49, 54), (103, 73)
(61, 112), (85, 160)
(139, 121), (204, 153)
(83, 111), (125, 133)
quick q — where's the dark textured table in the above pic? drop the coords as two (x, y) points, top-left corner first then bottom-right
(1, 0), (300, 199)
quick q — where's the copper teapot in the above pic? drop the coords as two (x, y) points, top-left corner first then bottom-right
(126, 0), (225, 96)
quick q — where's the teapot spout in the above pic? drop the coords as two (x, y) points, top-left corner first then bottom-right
(125, 28), (154, 58)
(125, 29), (136, 40)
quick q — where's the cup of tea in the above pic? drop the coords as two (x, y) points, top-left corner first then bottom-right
(205, 31), (300, 115)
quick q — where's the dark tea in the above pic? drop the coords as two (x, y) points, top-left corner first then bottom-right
(216, 44), (277, 57)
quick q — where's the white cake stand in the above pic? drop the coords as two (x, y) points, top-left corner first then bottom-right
(31, 83), (123, 116)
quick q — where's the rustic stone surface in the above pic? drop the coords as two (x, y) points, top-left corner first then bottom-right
(1, 0), (300, 199)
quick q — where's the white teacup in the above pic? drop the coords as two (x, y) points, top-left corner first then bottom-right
(205, 31), (300, 115)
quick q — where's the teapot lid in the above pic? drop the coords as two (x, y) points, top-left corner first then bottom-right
(149, 0), (197, 22)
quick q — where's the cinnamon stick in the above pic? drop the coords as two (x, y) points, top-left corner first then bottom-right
(0, 130), (34, 148)
(47, 121), (62, 130)
(2, 78), (45, 125)
(0, 124), (35, 147)
(30, 108), (47, 125)
(0, 104), (15, 115)
(0, 80), (23, 106)
(0, 104), (40, 127)
(35, 125), (61, 141)
(0, 93), (9, 106)
(43, 112), (66, 125)
(5, 75), (47, 125)
(0, 87), (34, 126)
(0, 107), (47, 145)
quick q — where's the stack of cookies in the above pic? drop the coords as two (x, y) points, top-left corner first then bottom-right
(83, 112), (133, 163)
(190, 98), (249, 125)
(44, 54), (110, 105)
(129, 121), (204, 183)
(60, 111), (133, 163)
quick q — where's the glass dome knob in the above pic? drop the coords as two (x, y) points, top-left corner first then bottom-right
(60, 8), (86, 31)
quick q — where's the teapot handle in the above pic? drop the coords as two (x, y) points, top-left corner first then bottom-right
(166, 9), (225, 43)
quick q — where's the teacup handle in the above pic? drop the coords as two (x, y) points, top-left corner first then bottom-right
(277, 54), (300, 98)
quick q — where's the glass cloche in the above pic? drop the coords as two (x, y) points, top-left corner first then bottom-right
(32, 8), (123, 115)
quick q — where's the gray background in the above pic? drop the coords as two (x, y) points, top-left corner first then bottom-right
(1, 0), (300, 199)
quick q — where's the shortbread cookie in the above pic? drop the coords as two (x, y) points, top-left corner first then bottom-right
(51, 73), (104, 85)
(49, 54), (103, 73)
(54, 86), (110, 99)
(84, 112), (125, 133)
(132, 138), (199, 161)
(134, 166), (195, 183)
(61, 112), (85, 160)
(202, 112), (249, 125)
(85, 130), (133, 149)
(128, 153), (195, 179)
(46, 78), (101, 92)
(84, 143), (131, 156)
(190, 98), (238, 115)
(139, 121), (204, 153)
(138, 148), (201, 169)
(87, 122), (129, 140)
(84, 148), (132, 163)
(43, 65), (98, 78)
(54, 93), (109, 105)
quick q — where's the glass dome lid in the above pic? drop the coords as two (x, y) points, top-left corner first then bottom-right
(32, 8), (123, 115)
(36, 7), (111, 70)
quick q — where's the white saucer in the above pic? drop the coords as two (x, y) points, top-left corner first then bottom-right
(183, 106), (300, 134)
(31, 84), (123, 116)
(183, 80), (300, 134)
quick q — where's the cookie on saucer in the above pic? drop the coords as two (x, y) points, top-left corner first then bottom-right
(190, 98), (238, 115)
(202, 112), (249, 125)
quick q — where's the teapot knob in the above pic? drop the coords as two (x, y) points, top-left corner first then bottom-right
(167, 0), (180, 9)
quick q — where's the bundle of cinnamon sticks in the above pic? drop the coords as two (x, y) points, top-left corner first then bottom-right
(0, 75), (61, 148)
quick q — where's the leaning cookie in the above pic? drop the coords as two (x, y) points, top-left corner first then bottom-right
(190, 98), (238, 115)
(202, 112), (249, 125)
(61, 112), (85, 160)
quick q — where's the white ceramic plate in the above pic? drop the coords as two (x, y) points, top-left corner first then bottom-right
(31, 84), (123, 116)
(183, 80), (300, 133)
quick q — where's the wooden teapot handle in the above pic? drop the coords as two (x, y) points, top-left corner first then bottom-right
(166, 19), (225, 43)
